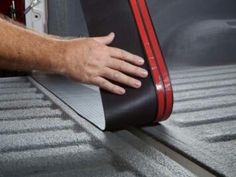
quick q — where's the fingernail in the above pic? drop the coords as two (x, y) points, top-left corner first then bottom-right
(119, 88), (126, 95)
(141, 70), (148, 77)
(134, 81), (142, 88)
(138, 58), (145, 64)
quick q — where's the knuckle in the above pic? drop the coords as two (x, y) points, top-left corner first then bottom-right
(101, 45), (108, 51)
(119, 50), (126, 59)
(87, 70), (94, 78)
(111, 85), (118, 93)
(128, 78), (135, 85)
(80, 76), (89, 83)
(106, 58), (113, 66)
(99, 80), (107, 87)
(118, 61), (126, 70)
(134, 66), (140, 73)
(131, 54), (138, 61)
(128, 65), (138, 73)
(121, 60), (127, 67)
(121, 75), (130, 84)
(113, 71), (120, 80)
(96, 68), (104, 77)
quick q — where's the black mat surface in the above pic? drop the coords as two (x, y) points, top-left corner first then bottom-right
(35, 0), (174, 131)
(80, 0), (163, 130)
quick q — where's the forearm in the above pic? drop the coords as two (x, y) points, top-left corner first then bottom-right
(0, 17), (65, 73)
(0, 14), (148, 95)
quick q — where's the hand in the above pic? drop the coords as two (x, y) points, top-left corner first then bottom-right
(61, 32), (148, 95)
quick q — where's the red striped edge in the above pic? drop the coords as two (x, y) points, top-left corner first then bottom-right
(138, 0), (173, 120)
(130, 0), (166, 121)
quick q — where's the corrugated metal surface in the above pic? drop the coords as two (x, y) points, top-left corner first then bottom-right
(0, 77), (195, 177)
(144, 64), (236, 177)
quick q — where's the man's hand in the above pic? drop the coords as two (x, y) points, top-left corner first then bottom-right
(60, 33), (148, 95)
(0, 16), (147, 95)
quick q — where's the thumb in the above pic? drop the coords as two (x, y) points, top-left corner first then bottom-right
(92, 32), (115, 45)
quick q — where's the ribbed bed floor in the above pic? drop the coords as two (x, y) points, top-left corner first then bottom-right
(144, 64), (236, 177)
(0, 77), (195, 177)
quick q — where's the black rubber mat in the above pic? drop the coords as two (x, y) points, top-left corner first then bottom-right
(80, 0), (173, 130)
(0, 77), (195, 177)
(35, 0), (174, 131)
(41, 0), (236, 132)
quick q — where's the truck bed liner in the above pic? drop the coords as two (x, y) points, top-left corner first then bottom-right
(0, 64), (235, 176)
(144, 64), (236, 177)
(0, 77), (195, 177)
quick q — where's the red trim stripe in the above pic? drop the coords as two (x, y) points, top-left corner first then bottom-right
(130, 0), (166, 121)
(138, 0), (173, 120)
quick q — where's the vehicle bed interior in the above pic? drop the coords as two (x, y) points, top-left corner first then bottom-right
(0, 0), (236, 177)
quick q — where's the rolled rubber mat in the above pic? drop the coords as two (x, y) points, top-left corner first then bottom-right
(34, 0), (173, 131)
(81, 0), (173, 129)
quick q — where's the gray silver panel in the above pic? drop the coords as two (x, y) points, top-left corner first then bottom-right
(32, 74), (106, 130)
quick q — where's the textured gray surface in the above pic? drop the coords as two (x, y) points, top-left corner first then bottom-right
(32, 74), (106, 130)
(0, 77), (195, 177)
(146, 0), (236, 69)
(144, 64), (236, 177)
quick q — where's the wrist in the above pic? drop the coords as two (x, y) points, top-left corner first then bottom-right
(47, 39), (68, 75)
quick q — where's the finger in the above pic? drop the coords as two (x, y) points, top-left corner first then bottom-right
(107, 59), (148, 78)
(92, 32), (115, 45)
(92, 77), (126, 95)
(102, 68), (142, 89)
(109, 47), (144, 65)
